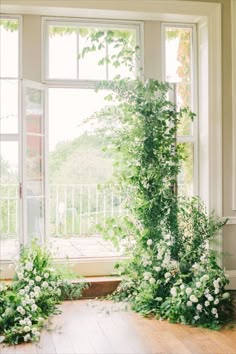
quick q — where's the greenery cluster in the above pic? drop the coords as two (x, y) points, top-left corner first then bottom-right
(90, 77), (233, 329)
(0, 243), (86, 345)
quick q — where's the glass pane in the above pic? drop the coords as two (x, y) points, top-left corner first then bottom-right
(26, 87), (43, 134)
(0, 79), (18, 134)
(165, 27), (192, 83)
(26, 135), (43, 180)
(79, 30), (106, 80)
(107, 29), (136, 80)
(27, 197), (45, 241)
(48, 25), (77, 79)
(48, 88), (122, 258)
(0, 141), (19, 260)
(27, 181), (43, 197)
(176, 83), (193, 136)
(178, 142), (194, 197)
(0, 19), (19, 78)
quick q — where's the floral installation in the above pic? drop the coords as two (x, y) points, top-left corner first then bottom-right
(0, 242), (86, 345)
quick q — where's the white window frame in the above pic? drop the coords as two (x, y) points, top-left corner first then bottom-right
(162, 23), (198, 197)
(42, 17), (144, 86)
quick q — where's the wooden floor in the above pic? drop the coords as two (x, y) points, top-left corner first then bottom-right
(1, 300), (236, 354)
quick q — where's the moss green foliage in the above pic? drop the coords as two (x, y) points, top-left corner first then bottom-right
(0, 243), (87, 345)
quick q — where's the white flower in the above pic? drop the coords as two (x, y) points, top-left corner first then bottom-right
(24, 325), (31, 332)
(36, 276), (41, 282)
(204, 301), (210, 307)
(170, 287), (177, 297)
(211, 308), (218, 315)
(147, 239), (153, 246)
(214, 288), (220, 294)
(19, 319), (25, 326)
(42, 281), (48, 288)
(149, 277), (156, 285)
(26, 319), (32, 326)
(154, 266), (161, 272)
(186, 287), (192, 296)
(192, 263), (200, 270)
(24, 334), (31, 342)
(19, 289), (25, 295)
(34, 286), (40, 293)
(29, 280), (34, 286)
(44, 272), (49, 279)
(201, 274), (209, 282)
(22, 300), (27, 306)
(30, 292), (35, 298)
(187, 301), (192, 307)
(194, 315), (200, 321)
(31, 304), (37, 312)
(164, 272), (171, 279)
(144, 272), (152, 280)
(207, 295), (214, 302)
(204, 288), (210, 295)
(25, 262), (33, 271)
(18, 273), (23, 280)
(29, 298), (35, 305)
(213, 280), (220, 288)
(190, 295), (198, 303)
(17, 306), (25, 315)
(24, 286), (30, 293)
(196, 281), (201, 288)
(197, 304), (203, 311)
(214, 298), (219, 305)
(222, 292), (230, 299)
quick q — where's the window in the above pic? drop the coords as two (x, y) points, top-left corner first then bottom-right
(0, 16), (21, 260)
(163, 24), (197, 196)
(44, 19), (141, 82)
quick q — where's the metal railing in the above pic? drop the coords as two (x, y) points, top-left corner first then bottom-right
(0, 182), (192, 238)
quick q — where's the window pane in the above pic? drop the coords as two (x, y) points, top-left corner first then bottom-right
(26, 135), (44, 180)
(0, 79), (18, 134)
(0, 141), (19, 260)
(107, 29), (136, 80)
(25, 87), (43, 134)
(48, 26), (77, 79)
(27, 197), (45, 241)
(0, 19), (19, 78)
(178, 142), (194, 197)
(165, 27), (192, 83)
(79, 29), (106, 80)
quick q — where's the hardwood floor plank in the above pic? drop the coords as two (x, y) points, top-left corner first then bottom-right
(1, 300), (236, 354)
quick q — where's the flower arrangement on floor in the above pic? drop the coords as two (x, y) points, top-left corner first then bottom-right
(0, 242), (86, 345)
(89, 78), (234, 329)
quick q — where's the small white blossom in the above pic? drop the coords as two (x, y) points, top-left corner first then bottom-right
(24, 286), (30, 293)
(25, 262), (33, 271)
(23, 325), (31, 332)
(149, 277), (156, 285)
(214, 288), (220, 294)
(189, 295), (198, 303)
(170, 287), (177, 297)
(24, 334), (31, 342)
(147, 239), (153, 246)
(214, 298), (219, 305)
(197, 304), (203, 311)
(19, 289), (25, 295)
(187, 301), (192, 307)
(19, 319), (25, 326)
(36, 276), (41, 282)
(42, 281), (48, 288)
(154, 266), (161, 272)
(204, 301), (210, 307)
(180, 284), (185, 290)
(30, 292), (35, 298)
(222, 292), (230, 299)
(144, 272), (152, 280)
(31, 304), (37, 312)
(186, 287), (192, 296)
(207, 295), (214, 302)
(44, 272), (49, 279)
(194, 315), (200, 321)
(17, 306), (25, 315)
(196, 281), (201, 288)
(211, 308), (218, 314)
(18, 273), (23, 280)
(29, 280), (34, 286)
(192, 263), (200, 270)
(201, 274), (209, 282)
(164, 272), (171, 279)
